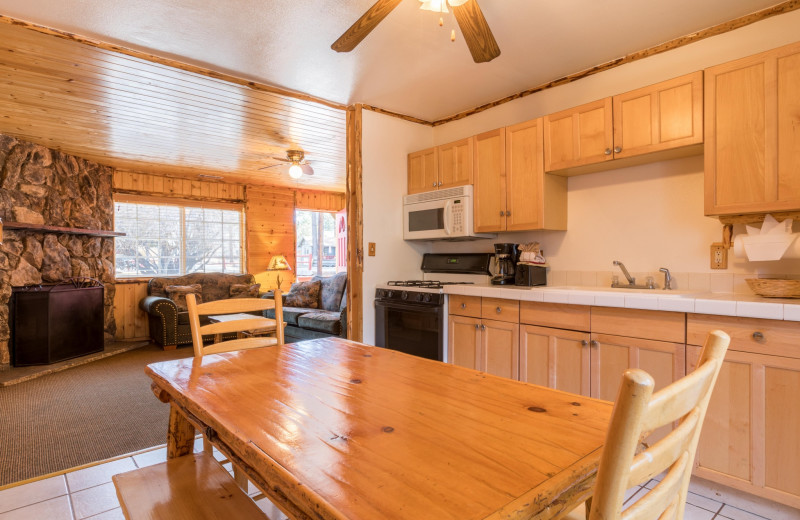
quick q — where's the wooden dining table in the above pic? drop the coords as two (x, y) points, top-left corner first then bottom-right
(145, 337), (613, 520)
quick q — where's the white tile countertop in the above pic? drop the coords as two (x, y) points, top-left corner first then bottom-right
(444, 284), (800, 321)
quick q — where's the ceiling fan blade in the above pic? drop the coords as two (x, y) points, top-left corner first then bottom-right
(331, 0), (404, 52)
(257, 164), (285, 171)
(452, 0), (501, 63)
(300, 163), (314, 176)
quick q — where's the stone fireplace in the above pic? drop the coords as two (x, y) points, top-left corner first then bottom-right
(0, 134), (116, 369)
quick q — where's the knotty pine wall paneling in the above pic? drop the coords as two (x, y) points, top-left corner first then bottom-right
(246, 185), (297, 293)
(114, 281), (150, 341)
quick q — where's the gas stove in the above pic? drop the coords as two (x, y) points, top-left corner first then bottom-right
(376, 280), (474, 305)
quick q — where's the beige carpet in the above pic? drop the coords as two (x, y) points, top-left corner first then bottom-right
(0, 344), (193, 486)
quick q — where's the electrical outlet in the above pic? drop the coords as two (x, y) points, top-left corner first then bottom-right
(368, 242), (376, 256)
(710, 243), (728, 269)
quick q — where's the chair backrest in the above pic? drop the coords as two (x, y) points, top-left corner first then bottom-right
(589, 329), (730, 520)
(186, 290), (284, 358)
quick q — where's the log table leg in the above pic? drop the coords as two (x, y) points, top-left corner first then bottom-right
(167, 403), (196, 459)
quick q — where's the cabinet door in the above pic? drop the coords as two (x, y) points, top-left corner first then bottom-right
(591, 333), (685, 401)
(520, 325), (590, 396)
(506, 118), (546, 230)
(544, 98), (613, 172)
(447, 315), (480, 370)
(407, 147), (438, 195)
(438, 137), (473, 189)
(688, 346), (800, 508)
(481, 319), (519, 380)
(613, 71), (703, 159)
(473, 128), (506, 232)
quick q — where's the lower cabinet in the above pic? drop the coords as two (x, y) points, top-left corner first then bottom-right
(520, 324), (590, 396)
(447, 315), (519, 380)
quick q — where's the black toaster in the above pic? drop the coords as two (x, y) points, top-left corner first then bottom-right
(515, 263), (547, 286)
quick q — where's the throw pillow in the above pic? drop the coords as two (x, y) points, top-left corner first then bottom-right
(284, 280), (321, 308)
(165, 284), (203, 312)
(229, 283), (261, 298)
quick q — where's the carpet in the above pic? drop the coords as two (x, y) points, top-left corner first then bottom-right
(0, 344), (193, 486)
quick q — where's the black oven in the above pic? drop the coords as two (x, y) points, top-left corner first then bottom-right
(374, 289), (444, 361)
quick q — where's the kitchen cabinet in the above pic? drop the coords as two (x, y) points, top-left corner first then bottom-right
(473, 120), (567, 233)
(520, 325), (590, 396)
(544, 71), (703, 174)
(407, 147), (437, 195)
(687, 313), (800, 509)
(704, 40), (800, 215)
(407, 138), (473, 195)
(448, 296), (519, 379)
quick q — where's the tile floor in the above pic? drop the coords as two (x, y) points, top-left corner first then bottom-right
(0, 439), (798, 519)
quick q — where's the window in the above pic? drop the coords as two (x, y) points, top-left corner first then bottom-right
(295, 210), (338, 278)
(114, 197), (243, 277)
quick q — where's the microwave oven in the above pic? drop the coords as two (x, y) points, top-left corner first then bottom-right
(403, 185), (496, 241)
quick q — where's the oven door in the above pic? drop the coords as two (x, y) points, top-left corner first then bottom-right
(375, 300), (443, 361)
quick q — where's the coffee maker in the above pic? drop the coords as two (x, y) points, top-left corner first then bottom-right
(490, 243), (518, 285)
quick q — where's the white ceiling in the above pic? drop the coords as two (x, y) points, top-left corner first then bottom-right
(0, 0), (786, 122)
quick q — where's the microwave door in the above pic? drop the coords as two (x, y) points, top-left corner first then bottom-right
(404, 200), (446, 239)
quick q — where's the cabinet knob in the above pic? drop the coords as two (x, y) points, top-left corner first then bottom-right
(475, 324), (479, 330)
(614, 146), (622, 154)
(581, 340), (589, 347)
(604, 148), (612, 156)
(590, 340), (599, 348)
(461, 303), (466, 309)
(499, 211), (504, 216)
(506, 211), (511, 217)
(438, 182), (442, 186)
(481, 324), (486, 330)
(752, 331), (764, 341)
(432, 182), (437, 187)
(496, 306), (502, 314)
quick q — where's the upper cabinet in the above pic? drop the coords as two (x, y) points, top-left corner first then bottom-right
(407, 138), (473, 195)
(704, 41), (800, 216)
(473, 121), (567, 233)
(544, 71), (703, 174)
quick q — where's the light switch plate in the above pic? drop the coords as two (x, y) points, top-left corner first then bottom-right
(710, 242), (727, 269)
(368, 242), (376, 256)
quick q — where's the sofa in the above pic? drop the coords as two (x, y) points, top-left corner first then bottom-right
(263, 272), (347, 343)
(139, 273), (259, 349)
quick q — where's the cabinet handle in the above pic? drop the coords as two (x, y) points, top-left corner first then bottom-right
(604, 148), (612, 156)
(506, 211), (511, 217)
(475, 324), (480, 330)
(752, 331), (764, 341)
(614, 146), (622, 154)
(496, 306), (502, 314)
(481, 324), (486, 330)
(581, 340), (588, 347)
(590, 340), (599, 348)
(499, 211), (505, 216)
(438, 182), (443, 186)
(432, 182), (437, 187)
(461, 303), (466, 309)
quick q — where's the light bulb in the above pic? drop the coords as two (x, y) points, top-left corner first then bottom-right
(419, 0), (448, 12)
(289, 164), (303, 179)
(447, 0), (468, 5)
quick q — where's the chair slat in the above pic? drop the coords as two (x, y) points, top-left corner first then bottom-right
(623, 453), (687, 520)
(202, 336), (278, 355)
(627, 409), (699, 487)
(200, 317), (277, 336)
(195, 297), (275, 315)
(641, 361), (716, 433)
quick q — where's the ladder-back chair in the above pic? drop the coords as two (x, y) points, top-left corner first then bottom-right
(588, 329), (730, 520)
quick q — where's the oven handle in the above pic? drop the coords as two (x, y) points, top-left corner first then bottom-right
(375, 300), (442, 313)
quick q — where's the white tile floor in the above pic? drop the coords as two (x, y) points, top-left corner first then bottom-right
(0, 439), (798, 519)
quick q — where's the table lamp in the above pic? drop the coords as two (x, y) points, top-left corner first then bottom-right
(267, 254), (292, 290)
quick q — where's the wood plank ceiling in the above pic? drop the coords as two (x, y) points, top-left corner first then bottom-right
(0, 21), (347, 192)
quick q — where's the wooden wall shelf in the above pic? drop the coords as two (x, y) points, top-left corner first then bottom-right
(2, 221), (125, 237)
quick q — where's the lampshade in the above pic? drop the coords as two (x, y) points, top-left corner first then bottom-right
(267, 255), (292, 271)
(288, 164), (303, 179)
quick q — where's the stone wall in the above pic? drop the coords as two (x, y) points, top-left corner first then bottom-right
(0, 134), (116, 368)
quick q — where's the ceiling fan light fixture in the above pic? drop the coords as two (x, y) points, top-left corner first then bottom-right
(419, 0), (448, 13)
(288, 164), (304, 179)
(447, 0), (469, 5)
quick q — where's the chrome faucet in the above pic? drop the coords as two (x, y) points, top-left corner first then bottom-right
(612, 260), (635, 285)
(659, 267), (673, 290)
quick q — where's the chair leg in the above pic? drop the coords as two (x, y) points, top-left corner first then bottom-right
(202, 436), (213, 453)
(233, 464), (249, 490)
(584, 497), (592, 520)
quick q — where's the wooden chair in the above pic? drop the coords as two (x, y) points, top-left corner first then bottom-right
(186, 290), (284, 358)
(587, 329), (730, 520)
(186, 290), (284, 490)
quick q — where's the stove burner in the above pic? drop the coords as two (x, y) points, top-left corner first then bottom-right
(387, 280), (474, 289)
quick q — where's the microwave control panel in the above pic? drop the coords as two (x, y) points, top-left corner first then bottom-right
(451, 199), (464, 232)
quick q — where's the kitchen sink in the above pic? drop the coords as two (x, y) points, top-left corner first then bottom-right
(539, 286), (699, 298)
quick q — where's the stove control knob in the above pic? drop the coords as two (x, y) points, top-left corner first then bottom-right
(377, 289), (384, 298)
(387, 290), (393, 298)
(415, 293), (422, 302)
(401, 291), (408, 300)
(424, 293), (432, 303)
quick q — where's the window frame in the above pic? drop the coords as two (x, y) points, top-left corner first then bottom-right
(113, 193), (246, 278)
(294, 209), (339, 280)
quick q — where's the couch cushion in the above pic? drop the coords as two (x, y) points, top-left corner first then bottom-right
(229, 283), (261, 298)
(148, 273), (255, 303)
(296, 311), (342, 335)
(165, 284), (202, 312)
(265, 306), (312, 326)
(312, 272), (347, 311)
(284, 280), (321, 308)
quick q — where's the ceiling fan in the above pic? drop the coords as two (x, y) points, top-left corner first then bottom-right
(259, 149), (314, 179)
(331, 0), (500, 63)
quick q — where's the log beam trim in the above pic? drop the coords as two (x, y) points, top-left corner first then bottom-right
(346, 104), (364, 343)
